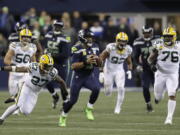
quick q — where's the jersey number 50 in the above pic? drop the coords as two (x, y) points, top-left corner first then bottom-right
(15, 54), (31, 63)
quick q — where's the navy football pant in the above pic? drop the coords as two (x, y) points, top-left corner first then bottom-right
(46, 63), (67, 99)
(63, 73), (101, 113)
(142, 70), (154, 103)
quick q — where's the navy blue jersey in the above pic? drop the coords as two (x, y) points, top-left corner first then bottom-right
(133, 37), (157, 70)
(71, 43), (100, 76)
(44, 31), (70, 64)
(8, 33), (19, 43)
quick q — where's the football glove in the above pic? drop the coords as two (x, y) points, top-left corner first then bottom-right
(150, 64), (157, 72)
(136, 65), (143, 72)
(126, 70), (132, 80)
(99, 72), (104, 83)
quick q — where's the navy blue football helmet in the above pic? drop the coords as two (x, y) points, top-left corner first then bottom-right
(15, 22), (28, 32)
(78, 29), (94, 46)
(142, 25), (153, 41)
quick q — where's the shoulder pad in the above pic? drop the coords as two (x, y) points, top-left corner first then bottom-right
(29, 62), (39, 71)
(126, 45), (133, 54)
(49, 68), (58, 79)
(133, 38), (144, 46)
(71, 44), (82, 53)
(45, 32), (53, 38)
(153, 42), (164, 51)
(106, 43), (115, 52)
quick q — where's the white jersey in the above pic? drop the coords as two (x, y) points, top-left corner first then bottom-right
(25, 62), (58, 92)
(9, 42), (37, 67)
(154, 41), (180, 74)
(104, 43), (132, 72)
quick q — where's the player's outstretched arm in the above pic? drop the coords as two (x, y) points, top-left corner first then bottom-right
(0, 66), (28, 72)
(55, 75), (68, 101)
(99, 50), (109, 64)
(4, 49), (15, 65)
(126, 55), (133, 71)
(147, 49), (158, 65)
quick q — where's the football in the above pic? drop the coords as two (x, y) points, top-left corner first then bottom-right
(92, 55), (102, 67)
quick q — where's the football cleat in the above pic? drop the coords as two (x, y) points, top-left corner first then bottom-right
(146, 103), (154, 112)
(85, 107), (94, 120)
(114, 107), (121, 114)
(0, 119), (4, 125)
(164, 117), (172, 125)
(155, 99), (159, 104)
(58, 115), (67, 127)
(52, 93), (59, 109)
(4, 96), (15, 104)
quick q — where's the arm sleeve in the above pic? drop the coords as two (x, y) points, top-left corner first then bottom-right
(56, 41), (70, 59)
(133, 45), (141, 66)
(71, 46), (82, 64)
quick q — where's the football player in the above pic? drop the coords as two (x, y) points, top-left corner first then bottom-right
(133, 26), (156, 112)
(148, 27), (179, 125)
(58, 29), (101, 127)
(8, 22), (43, 60)
(0, 54), (68, 125)
(44, 20), (70, 109)
(8, 22), (27, 42)
(99, 32), (133, 114)
(4, 28), (37, 104)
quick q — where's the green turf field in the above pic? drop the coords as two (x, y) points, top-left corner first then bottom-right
(0, 90), (180, 135)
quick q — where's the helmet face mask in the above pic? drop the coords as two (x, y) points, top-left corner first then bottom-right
(53, 20), (64, 34)
(19, 29), (32, 45)
(163, 35), (174, 46)
(21, 36), (31, 45)
(116, 39), (127, 50)
(40, 63), (53, 73)
(115, 32), (128, 50)
(162, 27), (176, 46)
(142, 26), (153, 41)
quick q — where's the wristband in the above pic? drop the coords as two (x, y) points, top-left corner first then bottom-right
(12, 66), (16, 72)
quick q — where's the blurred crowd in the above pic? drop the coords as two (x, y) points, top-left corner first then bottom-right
(0, 7), (164, 58)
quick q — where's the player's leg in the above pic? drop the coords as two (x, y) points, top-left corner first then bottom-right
(154, 72), (166, 102)
(83, 74), (101, 120)
(142, 70), (154, 112)
(57, 64), (68, 102)
(59, 75), (83, 127)
(114, 71), (125, 114)
(46, 83), (59, 109)
(18, 86), (38, 115)
(0, 82), (25, 124)
(104, 71), (114, 96)
(164, 74), (178, 125)
(0, 104), (19, 125)
(4, 74), (19, 103)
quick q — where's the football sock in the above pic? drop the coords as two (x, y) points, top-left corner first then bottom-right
(87, 102), (93, 109)
(115, 88), (125, 109)
(143, 87), (151, 103)
(0, 104), (19, 120)
(167, 99), (176, 119)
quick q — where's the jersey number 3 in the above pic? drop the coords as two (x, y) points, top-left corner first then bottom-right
(161, 51), (179, 63)
(31, 76), (48, 87)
